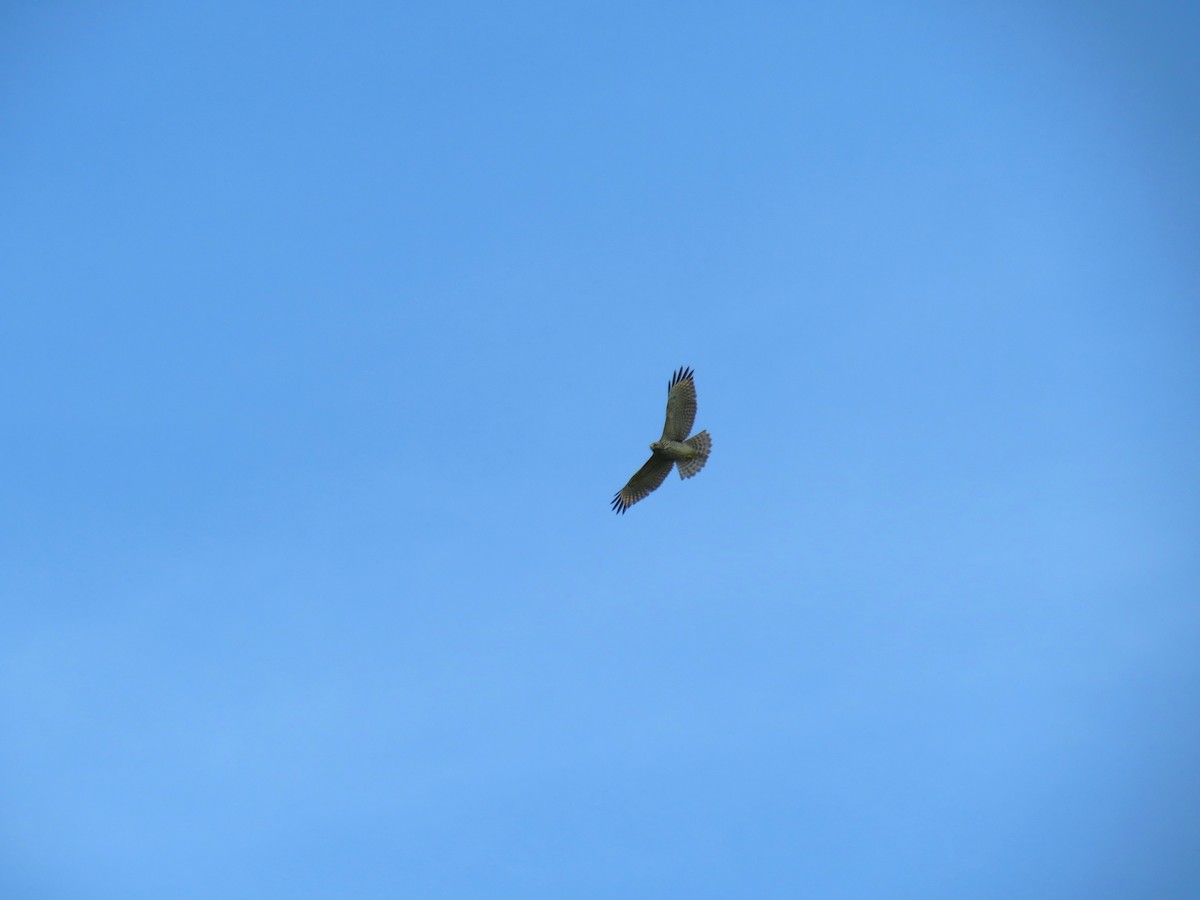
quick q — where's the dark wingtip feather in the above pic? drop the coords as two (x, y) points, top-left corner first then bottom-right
(668, 365), (694, 390)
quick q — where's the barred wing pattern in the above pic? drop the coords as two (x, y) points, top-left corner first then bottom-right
(661, 366), (697, 441)
(611, 454), (674, 514)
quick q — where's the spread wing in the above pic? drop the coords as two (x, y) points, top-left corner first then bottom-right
(611, 454), (674, 514)
(660, 366), (697, 441)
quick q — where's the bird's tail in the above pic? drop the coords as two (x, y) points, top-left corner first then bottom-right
(677, 430), (711, 479)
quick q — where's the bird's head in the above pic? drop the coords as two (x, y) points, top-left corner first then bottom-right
(649, 440), (664, 452)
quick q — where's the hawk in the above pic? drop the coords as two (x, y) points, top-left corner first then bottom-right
(612, 366), (712, 514)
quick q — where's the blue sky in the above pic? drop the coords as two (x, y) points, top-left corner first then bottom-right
(2, 3), (1198, 897)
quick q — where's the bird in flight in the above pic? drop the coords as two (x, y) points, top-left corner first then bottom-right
(612, 366), (712, 514)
